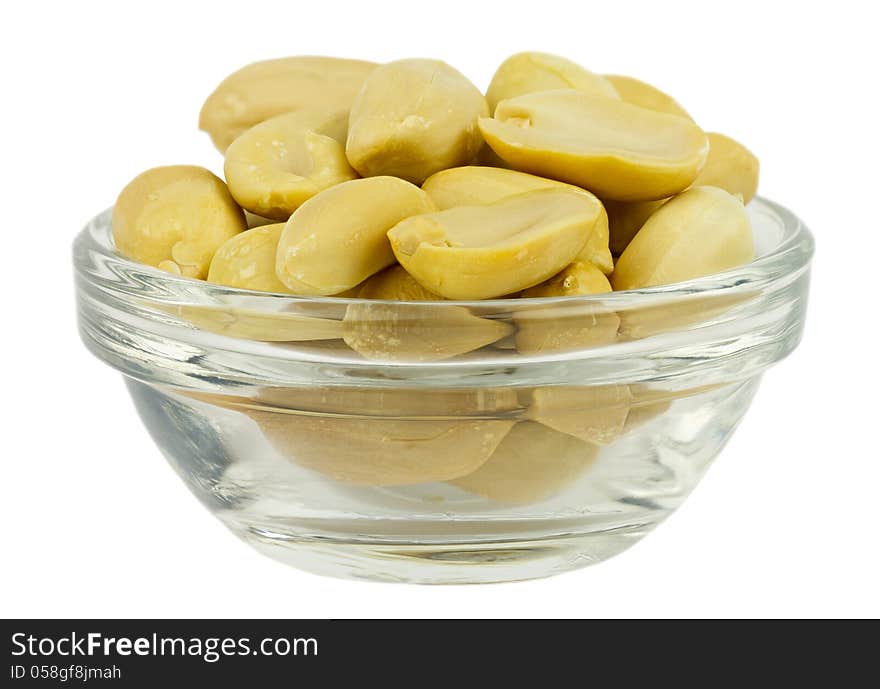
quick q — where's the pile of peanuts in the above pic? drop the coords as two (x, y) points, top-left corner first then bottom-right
(112, 53), (759, 358)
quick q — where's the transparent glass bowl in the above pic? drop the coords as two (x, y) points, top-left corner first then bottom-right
(73, 197), (813, 584)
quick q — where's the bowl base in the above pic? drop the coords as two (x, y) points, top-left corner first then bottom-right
(233, 523), (653, 584)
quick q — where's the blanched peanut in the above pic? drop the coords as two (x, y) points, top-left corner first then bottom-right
(520, 260), (612, 299)
(617, 290), (757, 340)
(524, 384), (633, 445)
(605, 198), (666, 256)
(422, 166), (613, 273)
(343, 266), (512, 361)
(387, 189), (602, 299)
(604, 75), (693, 120)
(224, 110), (358, 220)
(276, 177), (435, 295)
(692, 132), (760, 203)
(345, 59), (488, 184)
(207, 223), (290, 292)
(486, 52), (619, 112)
(622, 398), (672, 434)
(120, 53), (766, 376)
(172, 305), (343, 342)
(612, 186), (754, 290)
(576, 205), (614, 274)
(203, 385), (522, 417)
(244, 210), (277, 228)
(332, 284), (367, 298)
(451, 422), (598, 504)
(354, 265), (446, 301)
(621, 384), (723, 433)
(607, 132), (760, 254)
(112, 165), (246, 279)
(515, 261), (619, 354)
(475, 143), (511, 168)
(479, 89), (709, 201)
(421, 165), (587, 209)
(199, 56), (376, 151)
(251, 410), (514, 486)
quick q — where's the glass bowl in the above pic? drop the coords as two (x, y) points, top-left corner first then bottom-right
(73, 197), (813, 584)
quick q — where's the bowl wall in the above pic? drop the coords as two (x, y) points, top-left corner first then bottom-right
(127, 376), (760, 583)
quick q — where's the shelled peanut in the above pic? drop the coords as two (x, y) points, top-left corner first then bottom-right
(111, 50), (759, 361)
(106, 51), (767, 503)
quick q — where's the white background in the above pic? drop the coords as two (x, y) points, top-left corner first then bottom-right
(1, 0), (878, 618)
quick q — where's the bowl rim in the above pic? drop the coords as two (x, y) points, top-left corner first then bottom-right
(74, 194), (814, 389)
(74, 195), (814, 310)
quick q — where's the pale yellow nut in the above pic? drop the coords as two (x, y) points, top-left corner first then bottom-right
(190, 384), (518, 484)
(489, 333), (518, 350)
(244, 210), (278, 228)
(606, 131), (760, 255)
(276, 176), (436, 295)
(576, 204), (614, 274)
(343, 266), (512, 362)
(611, 186), (755, 291)
(693, 132), (760, 204)
(422, 166), (613, 274)
(474, 143), (511, 168)
(331, 285), (364, 298)
(354, 264), (442, 301)
(189, 385), (522, 418)
(604, 74), (693, 120)
(207, 223), (291, 293)
(199, 56), (376, 151)
(422, 165), (585, 209)
(345, 59), (488, 184)
(520, 260), (612, 298)
(112, 165), (246, 279)
(617, 290), (758, 340)
(486, 51), (619, 112)
(172, 305), (343, 342)
(605, 198), (666, 256)
(620, 383), (729, 434)
(250, 411), (514, 487)
(479, 89), (709, 202)
(515, 261), (619, 354)
(619, 384), (718, 436)
(451, 421), (598, 504)
(387, 188), (602, 300)
(223, 110), (358, 220)
(622, 398), (672, 434)
(524, 384), (633, 445)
